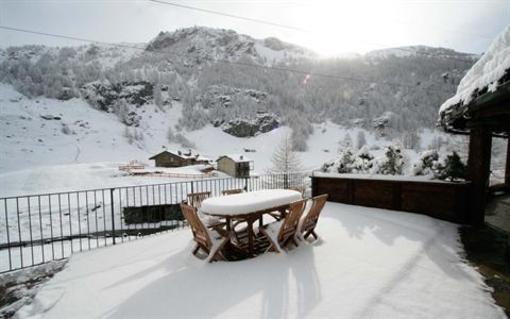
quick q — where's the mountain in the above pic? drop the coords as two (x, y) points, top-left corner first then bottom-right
(145, 27), (316, 64)
(0, 27), (478, 162)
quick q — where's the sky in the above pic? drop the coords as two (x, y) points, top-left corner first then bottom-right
(1, 0), (509, 56)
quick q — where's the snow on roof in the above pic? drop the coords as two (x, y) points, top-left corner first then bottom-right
(217, 154), (251, 163)
(439, 25), (510, 124)
(150, 150), (210, 161)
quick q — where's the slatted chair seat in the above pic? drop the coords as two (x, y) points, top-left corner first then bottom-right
(258, 200), (306, 253)
(180, 203), (230, 262)
(299, 194), (328, 241)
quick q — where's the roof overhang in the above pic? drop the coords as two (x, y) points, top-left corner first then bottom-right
(440, 80), (510, 137)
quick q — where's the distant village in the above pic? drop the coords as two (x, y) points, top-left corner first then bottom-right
(119, 149), (254, 179)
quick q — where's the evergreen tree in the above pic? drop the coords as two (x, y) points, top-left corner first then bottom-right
(377, 145), (404, 175)
(435, 151), (466, 182)
(153, 82), (163, 109)
(413, 150), (439, 176)
(336, 148), (355, 173)
(354, 146), (374, 173)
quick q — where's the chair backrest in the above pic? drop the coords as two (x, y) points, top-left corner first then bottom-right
(301, 194), (328, 233)
(187, 191), (211, 209)
(222, 189), (243, 196)
(180, 203), (212, 250)
(278, 200), (306, 243)
(288, 187), (305, 197)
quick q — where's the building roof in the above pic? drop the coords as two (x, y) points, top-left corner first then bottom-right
(149, 150), (210, 161)
(217, 154), (251, 163)
(439, 25), (510, 132)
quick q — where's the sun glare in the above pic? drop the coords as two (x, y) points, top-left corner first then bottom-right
(285, 0), (407, 55)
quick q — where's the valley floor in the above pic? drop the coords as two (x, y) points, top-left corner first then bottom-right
(13, 203), (505, 319)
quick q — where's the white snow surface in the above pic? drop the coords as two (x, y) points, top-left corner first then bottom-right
(14, 202), (505, 319)
(200, 189), (302, 216)
(440, 25), (510, 114)
(311, 172), (458, 183)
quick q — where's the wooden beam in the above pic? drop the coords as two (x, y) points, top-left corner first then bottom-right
(506, 138), (510, 185)
(467, 128), (492, 227)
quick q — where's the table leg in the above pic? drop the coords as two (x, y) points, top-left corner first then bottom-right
(248, 218), (254, 256)
(226, 217), (231, 231)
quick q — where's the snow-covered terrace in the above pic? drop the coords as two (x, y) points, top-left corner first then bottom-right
(16, 202), (505, 318)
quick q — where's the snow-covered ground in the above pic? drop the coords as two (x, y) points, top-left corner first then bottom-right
(13, 202), (505, 319)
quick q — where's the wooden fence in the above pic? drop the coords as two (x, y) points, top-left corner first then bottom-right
(311, 174), (471, 224)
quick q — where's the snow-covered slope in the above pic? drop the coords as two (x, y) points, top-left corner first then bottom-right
(1, 82), (469, 196)
(366, 45), (479, 60)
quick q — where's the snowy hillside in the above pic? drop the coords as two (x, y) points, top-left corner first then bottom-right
(365, 45), (479, 60)
(1, 81), (470, 197)
(0, 26), (484, 195)
(0, 27), (478, 147)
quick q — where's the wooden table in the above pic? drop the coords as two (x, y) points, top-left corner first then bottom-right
(200, 189), (302, 256)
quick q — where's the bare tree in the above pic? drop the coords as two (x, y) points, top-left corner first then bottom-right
(268, 134), (303, 188)
(356, 131), (367, 149)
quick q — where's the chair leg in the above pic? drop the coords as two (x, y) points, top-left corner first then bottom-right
(208, 237), (230, 263)
(259, 228), (281, 253)
(192, 244), (200, 256)
(311, 230), (318, 240)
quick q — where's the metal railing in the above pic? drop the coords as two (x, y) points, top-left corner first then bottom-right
(0, 172), (309, 273)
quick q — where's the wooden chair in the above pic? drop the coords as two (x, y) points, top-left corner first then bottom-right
(288, 186), (305, 198)
(299, 194), (328, 241)
(180, 203), (230, 262)
(185, 191), (226, 236)
(222, 188), (243, 196)
(186, 191), (211, 209)
(258, 200), (306, 253)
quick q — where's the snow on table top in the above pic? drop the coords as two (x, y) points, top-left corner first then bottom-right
(439, 25), (510, 116)
(200, 189), (302, 216)
(14, 202), (506, 319)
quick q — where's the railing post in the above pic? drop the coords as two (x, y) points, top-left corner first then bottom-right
(110, 188), (116, 245)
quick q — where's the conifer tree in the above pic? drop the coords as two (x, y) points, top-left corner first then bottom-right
(435, 152), (466, 181)
(378, 145), (404, 175)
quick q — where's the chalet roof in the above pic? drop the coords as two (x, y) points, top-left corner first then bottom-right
(217, 154), (251, 163)
(149, 150), (210, 161)
(439, 25), (510, 133)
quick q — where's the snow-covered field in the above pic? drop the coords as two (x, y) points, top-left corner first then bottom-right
(14, 202), (505, 319)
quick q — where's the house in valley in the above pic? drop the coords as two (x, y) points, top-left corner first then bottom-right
(217, 154), (253, 178)
(149, 150), (210, 168)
